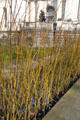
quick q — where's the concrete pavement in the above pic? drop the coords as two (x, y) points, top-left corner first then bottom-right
(43, 79), (80, 120)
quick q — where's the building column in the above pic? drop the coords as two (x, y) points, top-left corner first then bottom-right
(28, 1), (31, 23)
(78, 0), (80, 21)
(57, 0), (62, 20)
(35, 0), (37, 28)
(62, 0), (66, 20)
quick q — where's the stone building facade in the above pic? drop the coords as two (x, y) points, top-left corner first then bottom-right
(0, 0), (80, 31)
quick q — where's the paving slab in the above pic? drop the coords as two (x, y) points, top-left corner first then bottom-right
(43, 79), (80, 120)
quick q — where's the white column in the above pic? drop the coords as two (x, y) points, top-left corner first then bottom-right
(28, 1), (31, 23)
(78, 0), (80, 21)
(35, 0), (37, 21)
(64, 0), (72, 20)
(57, 0), (62, 20)
(65, 0), (79, 21)
(72, 0), (79, 21)
(62, 0), (66, 19)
